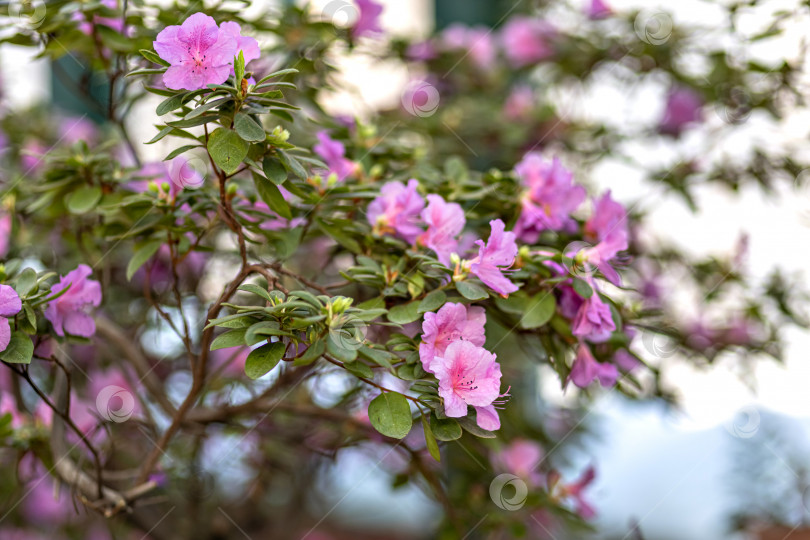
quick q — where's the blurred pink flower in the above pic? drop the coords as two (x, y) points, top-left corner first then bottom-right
(367, 179), (425, 243)
(501, 17), (556, 67)
(419, 302), (486, 373)
(469, 219), (519, 296)
(0, 284), (22, 352)
(493, 439), (544, 485)
(571, 285), (615, 342)
(660, 86), (703, 136)
(432, 340), (503, 430)
(154, 13), (239, 90)
(352, 0), (384, 38)
(441, 24), (496, 70)
(569, 343), (617, 388)
(514, 154), (586, 242)
(44, 264), (102, 338)
(504, 85), (535, 120)
(418, 194), (465, 265)
(588, 0), (612, 20)
(314, 131), (355, 182)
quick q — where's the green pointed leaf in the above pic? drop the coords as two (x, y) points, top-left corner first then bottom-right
(253, 174), (292, 219)
(262, 157), (287, 185)
(65, 186), (102, 215)
(457, 416), (497, 438)
(387, 301), (421, 325)
(140, 49), (170, 67)
(238, 284), (272, 302)
(126, 240), (163, 281)
(368, 392), (412, 439)
(156, 93), (186, 116)
(0, 332), (33, 364)
(421, 415), (441, 462)
(244, 341), (286, 379)
(210, 328), (247, 351)
(294, 339), (324, 366)
(163, 144), (199, 160)
(207, 128), (249, 175)
(14, 268), (37, 297)
(455, 280), (488, 300)
(234, 113), (265, 142)
(572, 277), (593, 299)
(344, 361), (373, 379)
(276, 149), (308, 179)
(418, 290), (447, 314)
(519, 293), (557, 330)
(430, 414), (462, 441)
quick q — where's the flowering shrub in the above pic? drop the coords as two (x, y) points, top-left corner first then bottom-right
(0, 1), (806, 539)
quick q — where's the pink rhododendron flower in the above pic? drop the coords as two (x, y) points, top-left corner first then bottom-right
(493, 439), (544, 485)
(504, 85), (535, 120)
(562, 466), (597, 518)
(501, 17), (556, 67)
(441, 24), (496, 70)
(584, 190), (627, 247)
(569, 343), (618, 388)
(419, 302), (486, 373)
(514, 153), (586, 242)
(0, 213), (11, 259)
(659, 86), (703, 136)
(469, 219), (519, 296)
(418, 194), (465, 265)
(367, 179), (425, 243)
(44, 264), (102, 337)
(588, 0), (612, 20)
(406, 40), (437, 61)
(0, 284), (22, 352)
(154, 13), (239, 91)
(571, 285), (616, 342)
(73, 0), (125, 35)
(219, 21), (261, 67)
(352, 0), (384, 38)
(432, 340), (503, 430)
(314, 131), (355, 182)
(21, 139), (47, 174)
(613, 349), (641, 373)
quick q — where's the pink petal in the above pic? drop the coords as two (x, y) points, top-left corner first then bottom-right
(0, 317), (11, 351)
(475, 404), (500, 430)
(0, 284), (21, 317)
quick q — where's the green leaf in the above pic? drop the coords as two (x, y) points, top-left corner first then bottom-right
(418, 290), (447, 314)
(14, 268), (37, 297)
(210, 328), (247, 351)
(421, 415), (441, 461)
(344, 361), (373, 379)
(244, 341), (286, 379)
(140, 49), (170, 67)
(519, 293), (557, 330)
(430, 414), (462, 441)
(185, 97), (231, 119)
(234, 50), (245, 85)
(572, 277), (593, 299)
(276, 149), (308, 179)
(163, 144), (198, 161)
(387, 301), (421, 325)
(238, 284), (272, 302)
(207, 128), (249, 175)
(455, 281), (488, 301)
(327, 332), (357, 363)
(234, 113), (265, 142)
(156, 93), (186, 116)
(65, 186), (102, 215)
(457, 416), (497, 438)
(255, 68), (299, 85)
(145, 126), (174, 144)
(495, 293), (529, 314)
(96, 25), (133, 50)
(126, 240), (163, 281)
(295, 339), (324, 366)
(262, 157), (287, 185)
(253, 174), (292, 219)
(368, 392), (412, 439)
(0, 332), (33, 364)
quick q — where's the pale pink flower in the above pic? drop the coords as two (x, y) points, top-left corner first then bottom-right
(418, 194), (465, 265)
(419, 302), (486, 373)
(469, 219), (519, 296)
(569, 343), (618, 388)
(44, 264), (102, 337)
(367, 179), (425, 243)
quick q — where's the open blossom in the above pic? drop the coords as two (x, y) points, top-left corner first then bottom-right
(367, 179), (425, 243)
(314, 131), (355, 182)
(569, 343), (618, 388)
(0, 212), (11, 258)
(432, 340), (503, 430)
(588, 0), (612, 19)
(659, 86), (703, 136)
(469, 219), (519, 296)
(577, 192), (629, 285)
(0, 284), (22, 352)
(44, 264), (102, 338)
(514, 154), (586, 242)
(441, 24), (496, 70)
(418, 194), (465, 265)
(500, 17), (556, 67)
(419, 302), (486, 373)
(219, 21), (260, 67)
(154, 13), (239, 91)
(493, 439), (544, 486)
(571, 285), (616, 342)
(352, 0), (384, 38)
